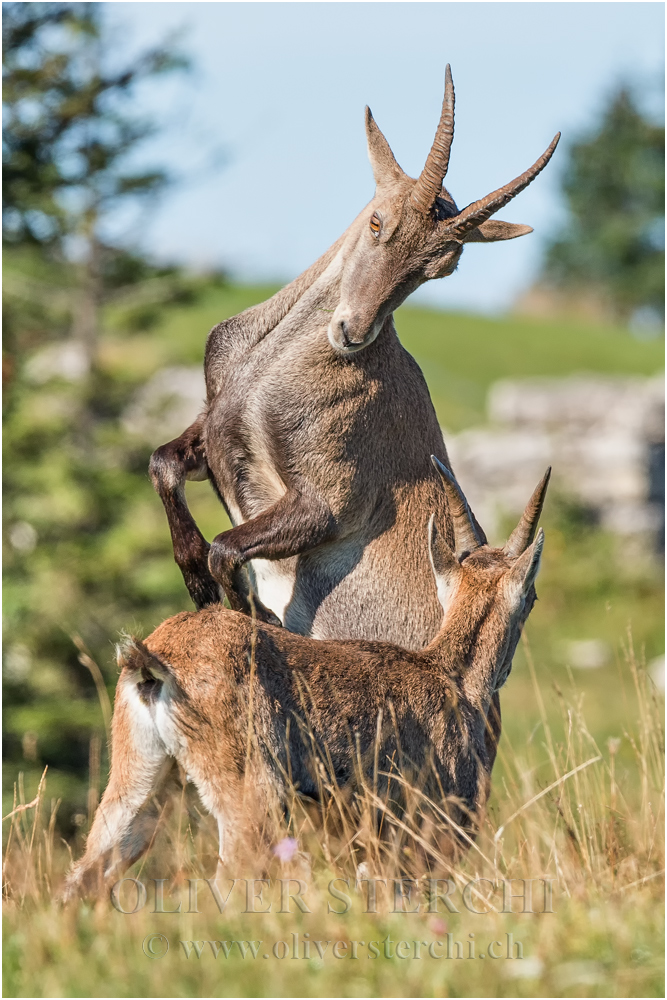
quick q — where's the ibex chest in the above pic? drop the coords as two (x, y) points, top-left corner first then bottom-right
(204, 334), (386, 523)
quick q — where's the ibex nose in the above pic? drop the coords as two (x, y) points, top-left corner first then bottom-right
(328, 311), (371, 354)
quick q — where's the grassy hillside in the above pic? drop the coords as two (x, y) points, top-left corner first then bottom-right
(396, 306), (663, 430)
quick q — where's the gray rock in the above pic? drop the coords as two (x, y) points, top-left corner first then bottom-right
(446, 374), (664, 549)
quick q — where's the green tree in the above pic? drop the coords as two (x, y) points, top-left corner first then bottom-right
(2, 2), (202, 827)
(543, 85), (665, 324)
(3, 1), (188, 381)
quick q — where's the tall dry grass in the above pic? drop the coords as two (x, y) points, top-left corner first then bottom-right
(3, 638), (664, 998)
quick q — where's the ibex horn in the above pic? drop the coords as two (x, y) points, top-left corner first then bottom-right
(411, 65), (455, 215)
(446, 133), (561, 239)
(504, 468), (552, 559)
(431, 455), (486, 558)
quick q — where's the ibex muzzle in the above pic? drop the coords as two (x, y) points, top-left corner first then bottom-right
(329, 65), (559, 353)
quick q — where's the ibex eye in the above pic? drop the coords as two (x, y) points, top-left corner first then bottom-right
(369, 212), (381, 237)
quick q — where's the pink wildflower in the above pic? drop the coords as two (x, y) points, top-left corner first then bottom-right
(272, 837), (299, 862)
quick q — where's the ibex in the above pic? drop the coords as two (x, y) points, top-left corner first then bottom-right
(63, 462), (549, 899)
(149, 67), (559, 657)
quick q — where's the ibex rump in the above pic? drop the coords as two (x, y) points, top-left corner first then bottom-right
(63, 462), (549, 898)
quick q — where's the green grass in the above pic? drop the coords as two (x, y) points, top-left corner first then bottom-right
(396, 307), (663, 430)
(3, 888), (664, 997)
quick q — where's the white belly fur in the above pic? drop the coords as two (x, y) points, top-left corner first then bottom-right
(250, 558), (295, 624)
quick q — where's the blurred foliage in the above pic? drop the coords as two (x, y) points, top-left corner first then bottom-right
(2, 2), (195, 398)
(2, 1), (209, 828)
(2, 1), (184, 249)
(543, 85), (665, 324)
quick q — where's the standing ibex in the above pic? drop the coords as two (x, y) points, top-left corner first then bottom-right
(63, 462), (549, 898)
(150, 68), (558, 655)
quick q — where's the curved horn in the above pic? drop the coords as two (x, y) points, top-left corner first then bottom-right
(446, 133), (560, 239)
(431, 455), (486, 558)
(411, 65), (455, 215)
(504, 468), (551, 559)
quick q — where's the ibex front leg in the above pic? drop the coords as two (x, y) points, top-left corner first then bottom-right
(208, 486), (335, 625)
(149, 416), (221, 610)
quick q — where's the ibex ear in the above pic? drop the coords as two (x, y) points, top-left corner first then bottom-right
(428, 514), (462, 613)
(506, 528), (545, 602)
(365, 107), (405, 189)
(462, 220), (533, 243)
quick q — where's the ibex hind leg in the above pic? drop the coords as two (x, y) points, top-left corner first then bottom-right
(61, 683), (176, 901)
(149, 415), (222, 610)
(205, 776), (283, 878)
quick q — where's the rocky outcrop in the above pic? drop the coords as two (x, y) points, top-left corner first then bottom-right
(446, 374), (664, 551)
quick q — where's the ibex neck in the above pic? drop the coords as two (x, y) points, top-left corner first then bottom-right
(229, 209), (373, 353)
(423, 604), (499, 712)
(248, 214), (367, 338)
(270, 233), (347, 320)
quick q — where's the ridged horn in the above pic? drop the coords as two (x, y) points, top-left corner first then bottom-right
(504, 468), (552, 559)
(431, 455), (485, 559)
(411, 65), (455, 215)
(446, 133), (560, 239)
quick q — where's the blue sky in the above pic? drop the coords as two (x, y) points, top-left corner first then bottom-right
(104, 2), (664, 314)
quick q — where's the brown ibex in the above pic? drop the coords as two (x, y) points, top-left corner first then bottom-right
(149, 67), (558, 657)
(63, 462), (549, 898)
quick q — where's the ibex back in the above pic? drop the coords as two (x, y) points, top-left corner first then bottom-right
(150, 67), (559, 651)
(63, 463), (549, 898)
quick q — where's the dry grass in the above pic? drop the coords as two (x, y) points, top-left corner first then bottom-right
(3, 639), (664, 998)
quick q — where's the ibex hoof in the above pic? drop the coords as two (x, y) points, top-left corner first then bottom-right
(249, 601), (282, 628)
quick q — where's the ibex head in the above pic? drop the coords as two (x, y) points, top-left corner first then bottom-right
(428, 457), (551, 702)
(328, 66), (560, 353)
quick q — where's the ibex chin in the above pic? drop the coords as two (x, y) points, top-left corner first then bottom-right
(149, 66), (559, 656)
(63, 461), (549, 900)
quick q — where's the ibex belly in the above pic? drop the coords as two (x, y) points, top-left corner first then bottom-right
(250, 486), (446, 651)
(307, 530), (442, 648)
(248, 557), (297, 626)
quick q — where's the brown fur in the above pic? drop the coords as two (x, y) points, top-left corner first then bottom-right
(63, 469), (546, 899)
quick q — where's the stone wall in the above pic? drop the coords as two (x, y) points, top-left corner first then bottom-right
(446, 374), (665, 550)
